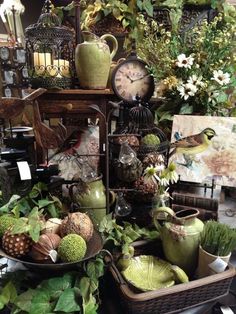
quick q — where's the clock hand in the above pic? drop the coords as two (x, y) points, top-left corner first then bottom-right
(125, 74), (134, 83)
(131, 73), (150, 82)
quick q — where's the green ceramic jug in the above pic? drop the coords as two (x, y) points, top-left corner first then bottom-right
(70, 175), (116, 227)
(153, 207), (204, 276)
(75, 31), (118, 89)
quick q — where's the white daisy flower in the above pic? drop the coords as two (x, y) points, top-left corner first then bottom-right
(176, 54), (194, 69)
(211, 70), (230, 85)
(208, 90), (219, 103)
(188, 75), (205, 88)
(159, 176), (169, 187)
(177, 83), (198, 100)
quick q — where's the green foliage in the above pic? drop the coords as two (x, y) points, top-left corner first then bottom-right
(0, 182), (62, 219)
(11, 207), (44, 242)
(137, 5), (236, 125)
(201, 220), (236, 256)
(0, 256), (105, 314)
(99, 213), (159, 255)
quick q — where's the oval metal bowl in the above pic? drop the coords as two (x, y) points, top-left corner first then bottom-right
(0, 230), (103, 272)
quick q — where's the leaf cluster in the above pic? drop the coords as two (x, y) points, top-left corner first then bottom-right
(1, 256), (105, 314)
(10, 207), (44, 242)
(201, 220), (236, 256)
(0, 182), (62, 219)
(99, 213), (159, 255)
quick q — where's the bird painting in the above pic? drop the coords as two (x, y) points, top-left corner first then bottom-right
(170, 128), (216, 168)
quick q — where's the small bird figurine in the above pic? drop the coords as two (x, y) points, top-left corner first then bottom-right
(169, 128), (216, 167)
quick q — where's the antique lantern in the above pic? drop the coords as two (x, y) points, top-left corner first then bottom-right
(25, 0), (74, 89)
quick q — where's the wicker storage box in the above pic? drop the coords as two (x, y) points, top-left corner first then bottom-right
(109, 259), (235, 314)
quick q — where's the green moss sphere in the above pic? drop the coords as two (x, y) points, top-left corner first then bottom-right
(58, 234), (87, 263)
(0, 215), (17, 238)
(141, 134), (160, 146)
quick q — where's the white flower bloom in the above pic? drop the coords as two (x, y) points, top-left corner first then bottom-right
(211, 70), (230, 85)
(159, 176), (169, 187)
(208, 90), (219, 103)
(177, 83), (198, 100)
(188, 75), (205, 88)
(176, 54), (194, 69)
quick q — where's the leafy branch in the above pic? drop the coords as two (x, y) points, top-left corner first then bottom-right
(99, 214), (159, 255)
(0, 255), (105, 314)
(0, 182), (62, 219)
(11, 207), (45, 242)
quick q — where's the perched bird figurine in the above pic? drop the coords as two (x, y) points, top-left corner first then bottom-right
(170, 128), (216, 168)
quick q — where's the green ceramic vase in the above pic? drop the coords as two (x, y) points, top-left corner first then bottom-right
(70, 175), (115, 227)
(75, 31), (118, 89)
(153, 207), (204, 276)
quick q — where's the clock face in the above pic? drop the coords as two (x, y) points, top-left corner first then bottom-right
(112, 59), (154, 103)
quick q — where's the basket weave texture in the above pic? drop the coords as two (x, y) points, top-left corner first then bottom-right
(109, 262), (235, 314)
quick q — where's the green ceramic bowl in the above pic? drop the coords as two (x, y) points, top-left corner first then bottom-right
(121, 255), (175, 292)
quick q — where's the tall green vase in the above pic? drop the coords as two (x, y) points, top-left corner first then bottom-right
(75, 31), (118, 89)
(153, 207), (204, 276)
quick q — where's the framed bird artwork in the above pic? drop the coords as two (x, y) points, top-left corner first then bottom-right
(169, 115), (236, 187)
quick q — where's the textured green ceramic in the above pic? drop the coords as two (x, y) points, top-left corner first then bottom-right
(75, 31), (118, 89)
(122, 255), (175, 291)
(153, 207), (204, 276)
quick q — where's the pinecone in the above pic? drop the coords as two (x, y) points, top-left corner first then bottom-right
(143, 153), (165, 168)
(2, 231), (32, 258)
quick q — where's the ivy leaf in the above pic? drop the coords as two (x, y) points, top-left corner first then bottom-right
(40, 277), (72, 299)
(29, 223), (41, 242)
(37, 199), (55, 209)
(29, 182), (48, 199)
(86, 258), (104, 282)
(14, 289), (37, 312)
(78, 277), (98, 314)
(46, 203), (59, 218)
(54, 288), (80, 313)
(30, 290), (56, 314)
(0, 281), (17, 309)
(11, 218), (29, 235)
(0, 195), (20, 215)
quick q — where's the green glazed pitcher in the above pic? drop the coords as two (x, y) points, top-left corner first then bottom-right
(153, 207), (204, 276)
(75, 31), (118, 89)
(70, 175), (115, 227)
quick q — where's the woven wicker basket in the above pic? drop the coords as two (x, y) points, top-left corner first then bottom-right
(109, 260), (235, 314)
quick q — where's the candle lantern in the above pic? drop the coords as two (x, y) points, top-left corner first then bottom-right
(25, 0), (74, 89)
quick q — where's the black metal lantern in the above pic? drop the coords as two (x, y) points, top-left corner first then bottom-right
(25, 0), (74, 89)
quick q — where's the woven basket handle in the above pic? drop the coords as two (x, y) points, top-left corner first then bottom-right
(100, 249), (127, 285)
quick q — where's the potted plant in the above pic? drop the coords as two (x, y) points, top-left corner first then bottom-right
(198, 220), (236, 278)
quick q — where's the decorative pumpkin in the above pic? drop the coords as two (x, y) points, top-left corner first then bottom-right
(30, 233), (61, 263)
(60, 212), (94, 242)
(114, 158), (143, 183)
(42, 218), (62, 235)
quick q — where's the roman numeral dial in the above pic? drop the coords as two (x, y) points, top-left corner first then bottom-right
(111, 58), (155, 103)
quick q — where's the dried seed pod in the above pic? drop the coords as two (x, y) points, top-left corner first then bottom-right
(42, 218), (62, 235)
(60, 212), (94, 242)
(30, 233), (61, 262)
(2, 231), (32, 258)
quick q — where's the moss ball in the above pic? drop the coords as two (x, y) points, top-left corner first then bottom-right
(141, 134), (160, 146)
(0, 215), (17, 238)
(58, 234), (87, 263)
